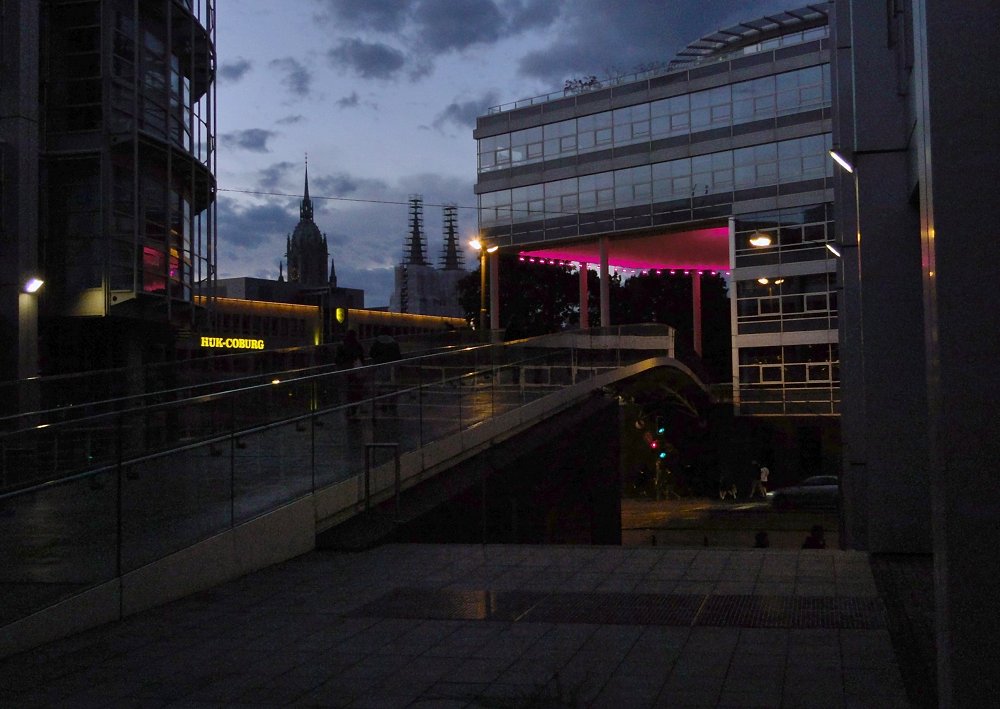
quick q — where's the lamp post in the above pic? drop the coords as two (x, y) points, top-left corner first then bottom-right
(469, 237), (498, 335)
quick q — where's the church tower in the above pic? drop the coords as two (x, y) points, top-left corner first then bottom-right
(285, 159), (332, 287)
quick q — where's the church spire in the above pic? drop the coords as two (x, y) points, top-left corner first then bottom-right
(404, 195), (428, 265)
(440, 204), (463, 270)
(300, 153), (313, 221)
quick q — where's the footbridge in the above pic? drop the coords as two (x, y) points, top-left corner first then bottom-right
(0, 325), (707, 658)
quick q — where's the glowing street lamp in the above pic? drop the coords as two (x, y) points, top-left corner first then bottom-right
(749, 233), (772, 247)
(23, 277), (44, 293)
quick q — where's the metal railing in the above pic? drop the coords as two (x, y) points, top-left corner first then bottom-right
(0, 330), (679, 628)
(0, 330), (477, 431)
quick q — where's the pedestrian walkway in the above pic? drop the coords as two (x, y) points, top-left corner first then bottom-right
(0, 545), (909, 708)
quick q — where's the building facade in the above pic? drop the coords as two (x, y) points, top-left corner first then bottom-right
(474, 4), (838, 417)
(0, 0), (217, 383)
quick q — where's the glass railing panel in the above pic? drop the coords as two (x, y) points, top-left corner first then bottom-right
(0, 470), (117, 624)
(120, 442), (231, 571)
(233, 419), (312, 524)
(312, 406), (366, 488)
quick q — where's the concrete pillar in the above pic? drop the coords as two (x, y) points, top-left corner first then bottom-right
(599, 238), (610, 328)
(578, 263), (589, 329)
(913, 0), (1000, 703)
(834, 0), (930, 553)
(692, 272), (702, 356)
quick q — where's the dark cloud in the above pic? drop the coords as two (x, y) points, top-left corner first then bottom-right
(411, 0), (504, 53)
(217, 197), (297, 250)
(257, 161), (297, 191)
(315, 0), (564, 80)
(276, 114), (305, 125)
(503, 0), (563, 31)
(315, 0), (408, 32)
(310, 173), (372, 197)
(270, 57), (312, 97)
(433, 91), (501, 130)
(515, 0), (793, 85)
(220, 58), (252, 82)
(328, 38), (406, 79)
(220, 128), (277, 153)
(336, 91), (360, 108)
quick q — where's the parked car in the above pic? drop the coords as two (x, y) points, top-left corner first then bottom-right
(769, 475), (840, 510)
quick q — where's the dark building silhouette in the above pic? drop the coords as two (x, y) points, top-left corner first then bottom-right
(0, 0), (217, 383)
(208, 162), (363, 345)
(284, 162), (336, 288)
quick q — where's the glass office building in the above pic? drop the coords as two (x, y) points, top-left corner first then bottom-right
(474, 3), (837, 415)
(1, 0), (216, 380)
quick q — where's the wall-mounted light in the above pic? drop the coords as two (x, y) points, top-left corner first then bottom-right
(23, 277), (44, 293)
(829, 150), (855, 174)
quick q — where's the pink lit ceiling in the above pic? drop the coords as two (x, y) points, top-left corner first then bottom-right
(516, 226), (730, 272)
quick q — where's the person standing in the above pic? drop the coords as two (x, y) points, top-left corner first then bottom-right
(749, 462), (769, 498)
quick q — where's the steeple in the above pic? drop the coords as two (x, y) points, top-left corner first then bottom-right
(284, 155), (330, 287)
(403, 195), (428, 266)
(440, 204), (463, 270)
(300, 154), (313, 221)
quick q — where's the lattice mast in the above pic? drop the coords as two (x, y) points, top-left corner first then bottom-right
(440, 204), (463, 270)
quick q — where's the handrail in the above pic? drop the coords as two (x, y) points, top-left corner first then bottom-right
(0, 328), (693, 638)
(0, 340), (482, 432)
(0, 341), (613, 492)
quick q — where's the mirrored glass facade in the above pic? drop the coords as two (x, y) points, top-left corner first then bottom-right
(42, 0), (215, 324)
(474, 4), (836, 415)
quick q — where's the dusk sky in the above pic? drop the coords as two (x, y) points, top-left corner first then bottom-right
(216, 0), (796, 307)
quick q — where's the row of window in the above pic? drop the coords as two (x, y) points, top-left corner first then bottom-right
(479, 134), (832, 225)
(738, 344), (839, 386)
(478, 65), (830, 172)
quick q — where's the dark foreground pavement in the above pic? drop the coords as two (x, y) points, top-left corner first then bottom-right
(0, 544), (912, 708)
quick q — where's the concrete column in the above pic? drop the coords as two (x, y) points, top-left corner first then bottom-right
(489, 250), (500, 334)
(578, 263), (589, 329)
(691, 272), (702, 356)
(834, 0), (930, 553)
(914, 0), (1000, 703)
(599, 238), (610, 328)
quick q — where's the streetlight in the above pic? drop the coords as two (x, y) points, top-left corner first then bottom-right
(469, 238), (498, 334)
(23, 277), (44, 293)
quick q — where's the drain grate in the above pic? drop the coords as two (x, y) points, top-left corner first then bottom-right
(351, 589), (886, 630)
(696, 594), (886, 629)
